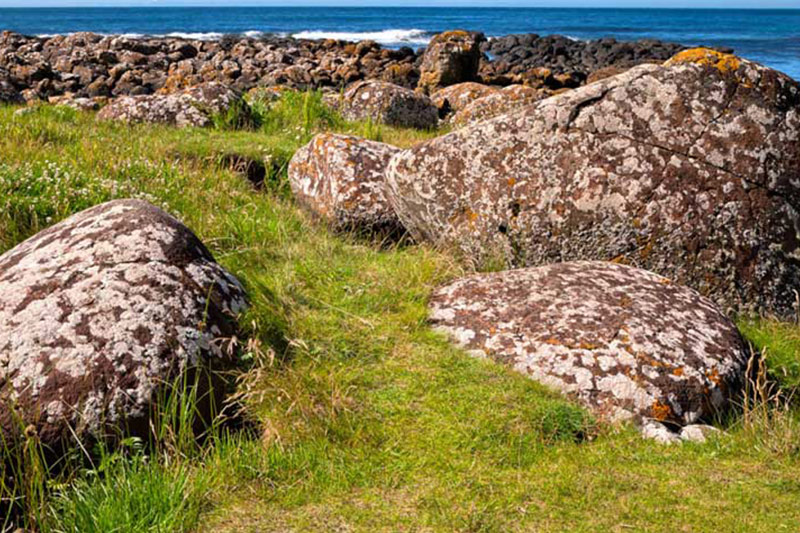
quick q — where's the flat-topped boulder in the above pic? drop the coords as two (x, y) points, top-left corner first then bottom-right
(417, 30), (486, 95)
(289, 133), (403, 234)
(97, 81), (250, 128)
(450, 84), (549, 126)
(0, 200), (248, 454)
(387, 50), (800, 318)
(430, 261), (749, 426)
(430, 82), (500, 118)
(340, 80), (438, 129)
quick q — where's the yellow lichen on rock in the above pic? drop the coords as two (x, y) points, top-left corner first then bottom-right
(664, 47), (741, 74)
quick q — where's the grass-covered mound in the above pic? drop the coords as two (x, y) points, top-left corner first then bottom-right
(1, 96), (799, 532)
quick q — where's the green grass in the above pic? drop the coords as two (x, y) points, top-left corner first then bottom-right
(1, 93), (799, 532)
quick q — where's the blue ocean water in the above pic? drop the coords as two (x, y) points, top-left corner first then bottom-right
(0, 7), (798, 79)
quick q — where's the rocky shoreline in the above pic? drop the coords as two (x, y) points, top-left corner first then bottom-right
(0, 29), (695, 103)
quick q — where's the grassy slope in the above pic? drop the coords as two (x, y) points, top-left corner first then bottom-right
(1, 100), (799, 532)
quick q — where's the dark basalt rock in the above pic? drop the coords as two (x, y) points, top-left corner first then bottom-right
(289, 133), (403, 234)
(0, 67), (22, 103)
(482, 34), (689, 82)
(430, 261), (749, 426)
(0, 199), (248, 455)
(387, 49), (800, 318)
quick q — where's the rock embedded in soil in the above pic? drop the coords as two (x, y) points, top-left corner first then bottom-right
(417, 30), (486, 95)
(340, 80), (439, 129)
(387, 49), (800, 318)
(97, 81), (250, 127)
(0, 199), (248, 455)
(289, 133), (403, 234)
(429, 261), (749, 426)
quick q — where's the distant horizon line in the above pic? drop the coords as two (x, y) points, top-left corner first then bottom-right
(2, 4), (799, 8)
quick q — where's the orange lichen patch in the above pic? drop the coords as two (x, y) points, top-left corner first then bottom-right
(707, 367), (721, 385)
(638, 238), (655, 260)
(579, 341), (601, 350)
(489, 326), (497, 335)
(507, 177), (517, 186)
(437, 30), (471, 40)
(658, 277), (672, 286)
(543, 338), (562, 346)
(618, 295), (633, 308)
(665, 48), (742, 74)
(650, 400), (673, 421)
(468, 211), (479, 222)
(672, 367), (685, 377)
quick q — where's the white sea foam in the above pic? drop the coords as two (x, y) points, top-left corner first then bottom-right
(291, 28), (431, 46)
(165, 32), (224, 40)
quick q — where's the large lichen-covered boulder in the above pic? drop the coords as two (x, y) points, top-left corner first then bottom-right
(417, 30), (486, 95)
(0, 200), (248, 454)
(430, 261), (749, 426)
(449, 84), (549, 127)
(97, 81), (250, 128)
(340, 80), (438, 129)
(430, 82), (500, 119)
(288, 133), (403, 234)
(387, 49), (800, 318)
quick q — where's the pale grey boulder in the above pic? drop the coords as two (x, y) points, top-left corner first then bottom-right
(288, 133), (403, 234)
(429, 261), (749, 427)
(340, 80), (438, 129)
(387, 49), (800, 318)
(97, 81), (250, 128)
(0, 199), (248, 453)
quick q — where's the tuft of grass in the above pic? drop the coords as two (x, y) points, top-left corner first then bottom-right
(45, 457), (204, 533)
(739, 317), (800, 390)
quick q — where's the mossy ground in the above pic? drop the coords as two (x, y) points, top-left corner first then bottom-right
(1, 96), (799, 532)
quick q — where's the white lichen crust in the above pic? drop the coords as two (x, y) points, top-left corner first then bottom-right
(429, 261), (749, 426)
(0, 199), (248, 449)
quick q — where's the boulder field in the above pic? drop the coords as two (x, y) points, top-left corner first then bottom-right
(0, 29), (692, 104)
(386, 49), (800, 318)
(0, 200), (248, 455)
